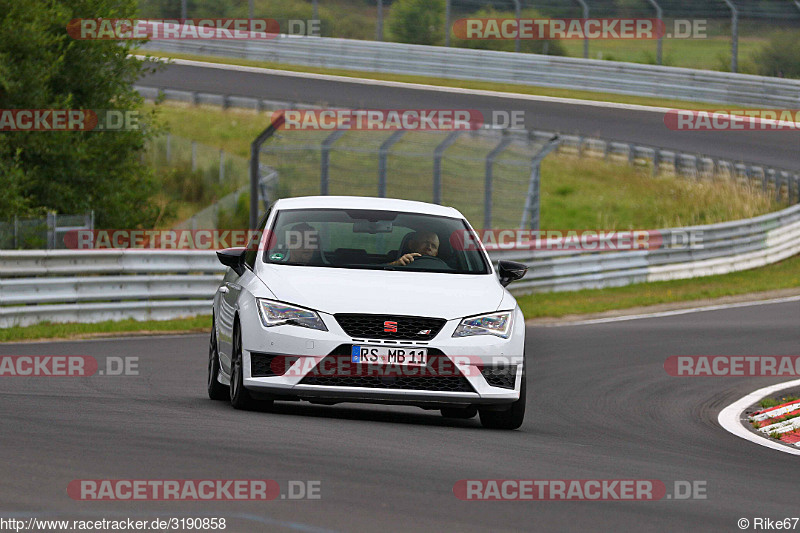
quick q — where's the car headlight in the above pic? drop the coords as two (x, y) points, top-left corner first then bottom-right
(452, 311), (512, 339)
(256, 299), (327, 331)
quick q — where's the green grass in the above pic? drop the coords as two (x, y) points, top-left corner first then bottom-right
(0, 316), (211, 343)
(759, 396), (799, 409)
(143, 50), (725, 110)
(516, 253), (800, 318)
(559, 36), (766, 71)
(149, 101), (787, 231)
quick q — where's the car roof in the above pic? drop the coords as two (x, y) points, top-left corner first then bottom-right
(272, 196), (465, 218)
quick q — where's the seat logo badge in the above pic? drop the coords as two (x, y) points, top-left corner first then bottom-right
(418, 329), (431, 335)
(384, 321), (398, 333)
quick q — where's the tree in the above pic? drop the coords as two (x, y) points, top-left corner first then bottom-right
(0, 0), (161, 227)
(388, 0), (445, 46)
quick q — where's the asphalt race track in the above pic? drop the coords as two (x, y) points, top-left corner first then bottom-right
(141, 61), (800, 170)
(1, 299), (798, 532)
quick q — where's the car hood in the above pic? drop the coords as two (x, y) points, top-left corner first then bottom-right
(257, 264), (505, 320)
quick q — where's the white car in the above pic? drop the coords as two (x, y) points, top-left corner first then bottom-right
(208, 196), (528, 429)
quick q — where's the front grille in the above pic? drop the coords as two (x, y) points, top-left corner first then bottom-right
(299, 346), (475, 393)
(250, 353), (282, 377)
(334, 314), (446, 341)
(479, 364), (517, 389)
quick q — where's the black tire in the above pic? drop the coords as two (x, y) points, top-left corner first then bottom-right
(207, 317), (229, 401)
(441, 406), (478, 419)
(479, 370), (526, 430)
(230, 322), (260, 410)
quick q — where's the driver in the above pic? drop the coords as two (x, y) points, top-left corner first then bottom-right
(287, 223), (320, 264)
(389, 231), (440, 266)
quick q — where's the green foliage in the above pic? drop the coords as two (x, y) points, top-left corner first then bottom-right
(0, 0), (162, 227)
(216, 192), (250, 230)
(0, 153), (37, 216)
(388, 0), (445, 46)
(450, 6), (566, 56)
(753, 31), (800, 78)
(160, 162), (217, 205)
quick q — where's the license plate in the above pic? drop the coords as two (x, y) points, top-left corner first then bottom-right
(351, 346), (428, 366)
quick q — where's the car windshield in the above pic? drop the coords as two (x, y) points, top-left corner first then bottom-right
(263, 208), (489, 274)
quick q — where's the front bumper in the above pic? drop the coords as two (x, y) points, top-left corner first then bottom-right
(239, 305), (526, 406)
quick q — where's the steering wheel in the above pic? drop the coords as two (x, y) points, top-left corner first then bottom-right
(403, 254), (451, 269)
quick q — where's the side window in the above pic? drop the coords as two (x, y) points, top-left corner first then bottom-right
(244, 209), (271, 270)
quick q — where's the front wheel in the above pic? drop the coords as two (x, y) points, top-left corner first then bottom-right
(230, 323), (260, 410)
(207, 317), (228, 401)
(479, 370), (526, 430)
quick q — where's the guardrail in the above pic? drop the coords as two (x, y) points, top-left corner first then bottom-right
(2, 203), (798, 327)
(140, 31), (800, 107)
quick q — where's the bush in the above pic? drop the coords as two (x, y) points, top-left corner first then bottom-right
(753, 31), (800, 78)
(160, 162), (218, 205)
(216, 193), (250, 230)
(450, 7), (566, 57)
(388, 0), (445, 46)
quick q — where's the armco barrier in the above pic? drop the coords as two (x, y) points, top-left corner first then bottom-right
(140, 29), (800, 107)
(1, 204), (798, 327)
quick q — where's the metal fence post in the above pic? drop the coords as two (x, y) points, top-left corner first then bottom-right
(652, 150), (661, 176)
(512, 0), (521, 53)
(249, 0), (254, 19)
(166, 133), (171, 163)
(484, 135), (514, 230)
(312, 0), (318, 22)
(321, 130), (346, 195)
(378, 131), (406, 198)
(433, 131), (462, 204)
(795, 174), (800, 204)
(521, 135), (560, 230)
(219, 149), (225, 183)
(250, 113), (286, 229)
(723, 0), (739, 73)
(444, 0), (451, 46)
(575, 0), (589, 59)
(46, 212), (56, 250)
(191, 141), (197, 172)
(376, 0), (383, 41)
(181, 0), (186, 19)
(13, 215), (18, 249)
(646, 0), (663, 65)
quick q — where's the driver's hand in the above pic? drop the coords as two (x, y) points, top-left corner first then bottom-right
(390, 253), (421, 266)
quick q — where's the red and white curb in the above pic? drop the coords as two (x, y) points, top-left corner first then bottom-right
(749, 399), (800, 445)
(718, 379), (800, 456)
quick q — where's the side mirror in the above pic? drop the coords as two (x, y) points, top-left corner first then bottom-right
(216, 247), (247, 276)
(497, 260), (527, 287)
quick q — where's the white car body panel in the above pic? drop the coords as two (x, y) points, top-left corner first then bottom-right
(212, 196), (527, 409)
